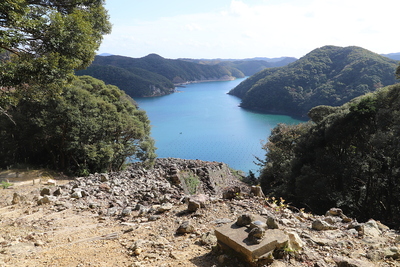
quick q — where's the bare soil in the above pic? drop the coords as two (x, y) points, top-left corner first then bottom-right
(0, 170), (251, 267)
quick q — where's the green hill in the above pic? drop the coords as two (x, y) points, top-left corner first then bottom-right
(181, 57), (297, 76)
(76, 54), (297, 98)
(75, 64), (175, 97)
(76, 53), (248, 97)
(229, 46), (399, 117)
(259, 82), (400, 225)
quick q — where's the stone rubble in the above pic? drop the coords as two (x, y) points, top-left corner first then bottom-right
(1, 158), (400, 266)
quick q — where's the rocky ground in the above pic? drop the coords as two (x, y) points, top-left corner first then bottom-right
(1, 158), (400, 267)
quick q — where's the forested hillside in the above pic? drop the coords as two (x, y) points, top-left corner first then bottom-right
(76, 54), (242, 97)
(259, 80), (400, 226)
(181, 57), (297, 76)
(229, 46), (399, 117)
(75, 64), (175, 97)
(76, 54), (297, 98)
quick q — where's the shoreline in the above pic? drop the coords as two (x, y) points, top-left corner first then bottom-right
(173, 76), (236, 87)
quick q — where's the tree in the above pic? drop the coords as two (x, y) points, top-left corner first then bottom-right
(260, 84), (400, 226)
(0, 76), (157, 174)
(259, 122), (312, 197)
(0, 0), (111, 116)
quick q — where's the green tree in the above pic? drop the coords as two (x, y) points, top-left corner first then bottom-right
(260, 84), (400, 225)
(0, 0), (111, 116)
(259, 122), (312, 197)
(0, 76), (157, 174)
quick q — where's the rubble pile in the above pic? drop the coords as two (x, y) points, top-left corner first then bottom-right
(1, 158), (400, 266)
(35, 158), (246, 216)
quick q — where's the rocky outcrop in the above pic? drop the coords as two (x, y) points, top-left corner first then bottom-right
(11, 157), (400, 266)
(216, 206), (400, 266)
(36, 158), (247, 216)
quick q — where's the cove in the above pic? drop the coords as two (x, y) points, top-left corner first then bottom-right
(135, 78), (303, 174)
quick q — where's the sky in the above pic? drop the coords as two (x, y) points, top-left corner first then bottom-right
(97, 0), (399, 59)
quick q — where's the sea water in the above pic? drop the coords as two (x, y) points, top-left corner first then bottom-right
(135, 78), (303, 174)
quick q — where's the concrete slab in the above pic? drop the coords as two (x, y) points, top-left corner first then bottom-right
(214, 216), (289, 262)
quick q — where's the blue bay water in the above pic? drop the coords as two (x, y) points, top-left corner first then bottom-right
(135, 78), (303, 174)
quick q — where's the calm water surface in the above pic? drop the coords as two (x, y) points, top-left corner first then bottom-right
(135, 78), (303, 174)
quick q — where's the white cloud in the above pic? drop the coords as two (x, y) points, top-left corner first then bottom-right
(228, 0), (253, 17)
(185, 23), (203, 31)
(98, 0), (400, 58)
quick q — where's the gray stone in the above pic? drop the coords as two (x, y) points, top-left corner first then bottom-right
(107, 207), (119, 216)
(199, 231), (217, 247)
(52, 187), (62, 196)
(215, 220), (289, 262)
(186, 194), (209, 212)
(37, 195), (57, 205)
(134, 204), (144, 211)
(40, 187), (51, 196)
(236, 213), (255, 227)
(286, 231), (304, 250)
(130, 239), (146, 251)
(267, 216), (280, 229)
(363, 219), (381, 237)
(11, 193), (22, 205)
(260, 208), (273, 217)
(157, 203), (173, 213)
(88, 202), (100, 209)
(46, 179), (57, 186)
(188, 194), (208, 207)
(121, 207), (132, 217)
(384, 246), (400, 259)
(366, 249), (384, 261)
(176, 221), (195, 235)
(248, 227), (266, 244)
(212, 218), (232, 224)
(34, 240), (45, 247)
(250, 185), (265, 198)
(71, 189), (83, 199)
(249, 220), (267, 230)
(100, 173), (109, 182)
(325, 207), (343, 217)
(148, 215), (161, 221)
(54, 201), (72, 210)
(187, 200), (201, 212)
(222, 186), (241, 199)
(312, 219), (337, 231)
(323, 216), (335, 224)
(138, 205), (150, 216)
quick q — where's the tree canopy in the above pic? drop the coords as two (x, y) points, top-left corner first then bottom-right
(0, 76), (157, 175)
(259, 83), (400, 226)
(229, 46), (399, 117)
(0, 0), (111, 115)
(0, 2), (157, 174)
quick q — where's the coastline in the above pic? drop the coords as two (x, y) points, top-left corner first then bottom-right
(173, 76), (236, 87)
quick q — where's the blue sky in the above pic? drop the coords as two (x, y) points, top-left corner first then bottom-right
(98, 0), (399, 59)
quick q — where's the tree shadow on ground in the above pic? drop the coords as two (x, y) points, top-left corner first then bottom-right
(189, 251), (218, 267)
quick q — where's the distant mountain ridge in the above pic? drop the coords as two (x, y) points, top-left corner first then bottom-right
(228, 45), (399, 117)
(381, 52), (400, 61)
(180, 57), (297, 76)
(76, 54), (295, 97)
(98, 53), (113, 56)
